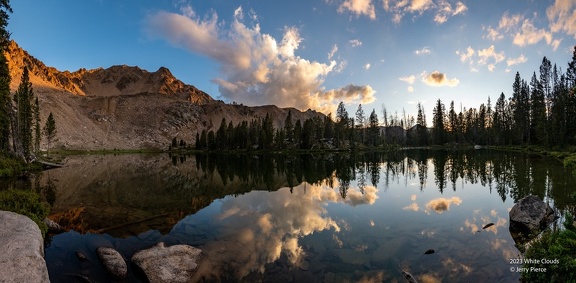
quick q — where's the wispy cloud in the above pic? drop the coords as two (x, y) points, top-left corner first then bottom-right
(328, 44), (338, 60)
(485, 11), (561, 51)
(455, 46), (474, 63)
(414, 46), (431, 55)
(145, 6), (375, 114)
(382, 0), (467, 24)
(338, 0), (376, 20)
(349, 39), (363, 47)
(434, 0), (468, 24)
(547, 0), (576, 39)
(477, 45), (505, 65)
(507, 54), (528, 66)
(399, 75), (416, 84)
(457, 45), (512, 72)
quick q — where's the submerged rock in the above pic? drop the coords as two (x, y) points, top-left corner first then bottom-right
(131, 242), (202, 283)
(509, 195), (556, 245)
(44, 217), (65, 233)
(96, 247), (127, 279)
(0, 211), (50, 283)
(424, 249), (435, 255)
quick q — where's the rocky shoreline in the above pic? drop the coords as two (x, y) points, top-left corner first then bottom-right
(0, 211), (203, 283)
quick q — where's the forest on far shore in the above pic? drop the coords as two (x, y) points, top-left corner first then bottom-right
(186, 46), (576, 151)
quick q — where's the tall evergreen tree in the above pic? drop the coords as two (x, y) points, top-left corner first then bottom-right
(368, 108), (379, 146)
(284, 110), (293, 142)
(355, 104), (365, 144)
(14, 66), (34, 158)
(448, 101), (457, 143)
(0, 0), (11, 153)
(416, 102), (428, 145)
(432, 99), (446, 145)
(43, 112), (56, 155)
(34, 96), (40, 153)
(530, 72), (547, 145)
(335, 102), (349, 147)
(0, 46), (9, 152)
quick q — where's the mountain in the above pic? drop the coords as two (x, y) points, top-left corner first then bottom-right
(5, 41), (324, 150)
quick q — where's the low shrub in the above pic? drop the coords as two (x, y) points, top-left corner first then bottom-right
(0, 189), (50, 237)
(0, 155), (26, 177)
(521, 213), (576, 282)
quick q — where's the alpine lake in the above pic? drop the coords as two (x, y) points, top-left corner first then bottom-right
(29, 149), (576, 282)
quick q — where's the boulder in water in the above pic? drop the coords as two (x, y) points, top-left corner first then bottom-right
(509, 195), (556, 245)
(96, 247), (127, 279)
(132, 242), (202, 283)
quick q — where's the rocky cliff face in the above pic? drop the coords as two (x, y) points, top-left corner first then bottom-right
(5, 41), (324, 150)
(6, 41), (213, 104)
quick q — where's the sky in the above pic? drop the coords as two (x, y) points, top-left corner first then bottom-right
(9, 0), (576, 125)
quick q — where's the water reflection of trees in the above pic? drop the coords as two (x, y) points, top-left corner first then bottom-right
(190, 150), (575, 213)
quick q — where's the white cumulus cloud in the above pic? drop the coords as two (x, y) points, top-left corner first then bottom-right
(422, 71), (459, 87)
(145, 5), (375, 114)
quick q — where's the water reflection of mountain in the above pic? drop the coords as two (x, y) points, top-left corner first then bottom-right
(43, 150), (576, 237)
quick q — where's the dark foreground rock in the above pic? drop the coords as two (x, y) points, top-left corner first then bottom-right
(0, 211), (50, 283)
(509, 195), (556, 245)
(132, 242), (202, 283)
(97, 246), (128, 279)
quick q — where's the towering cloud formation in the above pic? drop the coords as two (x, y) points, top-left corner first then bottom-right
(146, 6), (375, 114)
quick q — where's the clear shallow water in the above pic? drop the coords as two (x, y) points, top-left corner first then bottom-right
(43, 150), (576, 282)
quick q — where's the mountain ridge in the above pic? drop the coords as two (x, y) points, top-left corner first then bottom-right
(5, 41), (325, 150)
(6, 41), (213, 104)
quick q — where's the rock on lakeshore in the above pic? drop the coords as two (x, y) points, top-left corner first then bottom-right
(509, 195), (555, 232)
(0, 211), (50, 283)
(97, 247), (128, 279)
(132, 242), (202, 283)
(509, 195), (555, 245)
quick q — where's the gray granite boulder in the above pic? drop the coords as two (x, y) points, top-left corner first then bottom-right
(509, 195), (555, 232)
(509, 195), (556, 245)
(97, 246), (127, 279)
(0, 211), (50, 283)
(132, 242), (202, 283)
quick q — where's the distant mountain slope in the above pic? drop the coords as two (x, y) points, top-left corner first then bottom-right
(5, 41), (324, 150)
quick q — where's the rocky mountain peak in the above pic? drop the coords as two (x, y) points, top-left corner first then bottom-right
(5, 41), (213, 104)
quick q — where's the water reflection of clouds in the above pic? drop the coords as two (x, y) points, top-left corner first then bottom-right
(425, 197), (462, 214)
(192, 182), (378, 280)
(403, 196), (463, 214)
(460, 209), (507, 235)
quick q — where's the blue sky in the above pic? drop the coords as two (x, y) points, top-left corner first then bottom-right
(9, 0), (576, 125)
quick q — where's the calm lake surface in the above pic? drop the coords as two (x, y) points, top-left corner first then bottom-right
(41, 150), (576, 282)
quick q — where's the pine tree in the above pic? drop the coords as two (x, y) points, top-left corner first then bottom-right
(416, 102), (428, 146)
(530, 72), (547, 145)
(34, 96), (40, 153)
(432, 99), (446, 145)
(43, 112), (56, 155)
(0, 0), (11, 153)
(368, 108), (379, 146)
(0, 46), (9, 152)
(355, 104), (365, 144)
(14, 66), (34, 158)
(284, 110), (293, 142)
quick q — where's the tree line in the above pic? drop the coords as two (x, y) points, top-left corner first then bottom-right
(0, 1), (57, 161)
(428, 47), (576, 147)
(183, 46), (576, 151)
